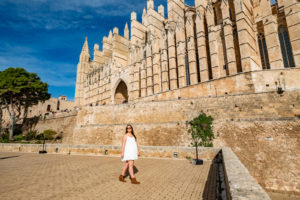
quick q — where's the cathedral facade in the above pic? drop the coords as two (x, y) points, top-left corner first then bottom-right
(75, 0), (299, 107)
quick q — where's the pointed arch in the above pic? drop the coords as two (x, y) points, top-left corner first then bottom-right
(114, 79), (128, 104)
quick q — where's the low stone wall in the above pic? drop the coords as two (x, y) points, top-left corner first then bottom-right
(0, 143), (220, 160)
(222, 147), (271, 200)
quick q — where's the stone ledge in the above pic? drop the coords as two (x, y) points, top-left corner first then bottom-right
(0, 143), (220, 160)
(222, 147), (271, 200)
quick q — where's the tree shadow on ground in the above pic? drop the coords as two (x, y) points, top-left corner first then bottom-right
(0, 155), (21, 160)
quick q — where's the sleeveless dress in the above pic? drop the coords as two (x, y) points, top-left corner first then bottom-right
(121, 135), (138, 162)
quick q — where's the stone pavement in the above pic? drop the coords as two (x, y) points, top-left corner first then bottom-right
(0, 152), (212, 200)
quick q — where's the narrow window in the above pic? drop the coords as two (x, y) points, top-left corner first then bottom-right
(204, 16), (213, 80)
(221, 27), (229, 75)
(47, 105), (51, 112)
(194, 17), (200, 82)
(233, 29), (242, 72)
(185, 52), (190, 86)
(139, 65), (141, 97)
(229, 8), (233, 21)
(258, 33), (270, 69)
(257, 21), (270, 69)
(229, 0), (242, 72)
(57, 100), (60, 111)
(278, 26), (295, 68)
(213, 8), (218, 26)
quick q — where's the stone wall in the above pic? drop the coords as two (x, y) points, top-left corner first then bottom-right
(215, 120), (300, 194)
(33, 111), (77, 143)
(135, 68), (300, 103)
(15, 90), (300, 194)
(1, 97), (75, 127)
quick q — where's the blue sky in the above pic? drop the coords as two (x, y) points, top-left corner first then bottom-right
(0, 0), (194, 101)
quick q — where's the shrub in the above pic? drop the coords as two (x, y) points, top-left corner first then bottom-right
(55, 132), (63, 140)
(15, 134), (23, 141)
(25, 130), (38, 140)
(55, 135), (62, 140)
(35, 140), (42, 144)
(35, 134), (44, 140)
(0, 132), (9, 143)
(43, 129), (57, 140)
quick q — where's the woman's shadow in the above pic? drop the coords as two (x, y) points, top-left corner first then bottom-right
(123, 165), (139, 178)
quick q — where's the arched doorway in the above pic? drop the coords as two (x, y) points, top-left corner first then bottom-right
(114, 80), (128, 104)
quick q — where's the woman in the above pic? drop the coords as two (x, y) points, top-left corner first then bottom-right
(119, 124), (140, 184)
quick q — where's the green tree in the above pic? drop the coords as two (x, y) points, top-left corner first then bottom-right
(0, 68), (50, 140)
(187, 113), (214, 162)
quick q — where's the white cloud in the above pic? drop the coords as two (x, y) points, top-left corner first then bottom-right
(0, 44), (76, 87)
(0, 0), (146, 30)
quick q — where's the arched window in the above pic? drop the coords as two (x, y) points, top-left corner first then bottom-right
(278, 26), (295, 68)
(258, 33), (270, 69)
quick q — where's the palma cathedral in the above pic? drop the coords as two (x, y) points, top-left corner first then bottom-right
(75, 0), (299, 107)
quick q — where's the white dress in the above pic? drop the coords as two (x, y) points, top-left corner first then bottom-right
(121, 135), (138, 162)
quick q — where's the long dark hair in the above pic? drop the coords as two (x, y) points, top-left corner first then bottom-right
(125, 124), (136, 140)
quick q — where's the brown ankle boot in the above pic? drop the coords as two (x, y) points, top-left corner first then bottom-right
(131, 178), (140, 184)
(119, 175), (126, 182)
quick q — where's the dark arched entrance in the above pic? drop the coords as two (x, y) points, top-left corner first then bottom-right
(114, 80), (128, 104)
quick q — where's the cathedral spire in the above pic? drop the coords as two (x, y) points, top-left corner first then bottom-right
(124, 23), (129, 39)
(142, 8), (147, 25)
(80, 36), (90, 61)
(108, 30), (113, 41)
(81, 37), (89, 55)
(147, 0), (154, 10)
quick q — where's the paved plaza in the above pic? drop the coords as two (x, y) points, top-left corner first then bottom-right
(0, 152), (213, 200)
